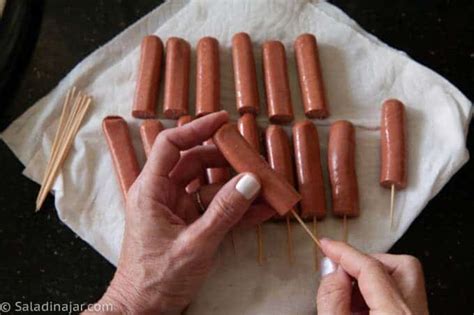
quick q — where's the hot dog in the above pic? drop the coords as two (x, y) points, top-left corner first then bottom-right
(213, 123), (301, 215)
(203, 139), (231, 184)
(177, 114), (192, 127)
(232, 32), (260, 114)
(380, 99), (407, 189)
(262, 40), (294, 124)
(265, 125), (296, 219)
(140, 119), (163, 158)
(132, 35), (163, 119)
(293, 120), (326, 219)
(102, 116), (140, 200)
(163, 37), (191, 119)
(294, 34), (329, 119)
(328, 120), (359, 217)
(237, 113), (261, 152)
(195, 37), (220, 117)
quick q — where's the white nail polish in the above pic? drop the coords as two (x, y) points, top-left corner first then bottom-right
(236, 174), (261, 200)
(320, 257), (337, 277)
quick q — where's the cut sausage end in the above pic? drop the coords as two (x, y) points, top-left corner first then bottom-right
(305, 108), (329, 119)
(269, 114), (294, 124)
(132, 110), (156, 119)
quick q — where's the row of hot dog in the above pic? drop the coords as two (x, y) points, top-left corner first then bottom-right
(104, 97), (405, 222)
(132, 33), (328, 122)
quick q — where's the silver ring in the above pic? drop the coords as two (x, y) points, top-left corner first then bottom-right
(195, 189), (206, 213)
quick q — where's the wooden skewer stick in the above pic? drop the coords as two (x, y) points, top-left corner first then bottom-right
(291, 209), (321, 249)
(37, 88), (75, 200)
(257, 224), (264, 265)
(313, 216), (318, 271)
(343, 215), (348, 243)
(390, 184), (395, 230)
(36, 93), (86, 206)
(36, 96), (91, 209)
(36, 94), (92, 211)
(286, 215), (293, 265)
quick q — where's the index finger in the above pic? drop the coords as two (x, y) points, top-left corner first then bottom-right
(144, 111), (229, 177)
(320, 238), (410, 313)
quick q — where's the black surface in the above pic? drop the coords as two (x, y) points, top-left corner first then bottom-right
(0, 1), (472, 314)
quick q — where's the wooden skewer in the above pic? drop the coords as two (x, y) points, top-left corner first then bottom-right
(286, 215), (293, 265)
(313, 216), (318, 271)
(257, 224), (264, 265)
(342, 215), (348, 243)
(291, 209), (321, 249)
(36, 96), (91, 210)
(35, 93), (92, 211)
(390, 184), (395, 230)
(36, 93), (86, 206)
(37, 88), (75, 201)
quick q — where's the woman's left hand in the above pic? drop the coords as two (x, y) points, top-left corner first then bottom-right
(85, 111), (273, 314)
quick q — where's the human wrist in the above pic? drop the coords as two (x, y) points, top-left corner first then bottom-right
(102, 269), (185, 315)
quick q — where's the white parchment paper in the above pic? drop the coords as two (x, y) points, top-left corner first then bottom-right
(1, 1), (471, 314)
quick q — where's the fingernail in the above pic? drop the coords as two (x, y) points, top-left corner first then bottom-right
(236, 174), (260, 200)
(320, 257), (337, 277)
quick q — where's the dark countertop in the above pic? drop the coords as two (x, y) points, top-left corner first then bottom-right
(0, 1), (472, 314)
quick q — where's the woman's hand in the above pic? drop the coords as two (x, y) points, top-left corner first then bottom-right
(87, 111), (273, 314)
(316, 239), (429, 315)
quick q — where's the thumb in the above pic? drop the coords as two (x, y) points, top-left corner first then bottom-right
(185, 173), (261, 249)
(317, 257), (352, 315)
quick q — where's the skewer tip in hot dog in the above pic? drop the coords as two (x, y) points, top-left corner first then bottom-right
(132, 35), (163, 119)
(213, 123), (301, 216)
(293, 120), (327, 220)
(380, 99), (407, 190)
(163, 37), (191, 119)
(294, 34), (329, 119)
(328, 120), (359, 218)
(195, 37), (220, 117)
(232, 32), (260, 115)
(262, 40), (294, 124)
(103, 116), (140, 200)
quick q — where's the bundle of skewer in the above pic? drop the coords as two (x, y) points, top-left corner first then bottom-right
(36, 88), (92, 211)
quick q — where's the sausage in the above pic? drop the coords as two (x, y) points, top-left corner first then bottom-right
(328, 120), (359, 217)
(203, 139), (231, 184)
(265, 125), (296, 219)
(232, 32), (260, 114)
(176, 115), (207, 192)
(195, 37), (220, 117)
(163, 37), (191, 119)
(293, 120), (326, 219)
(177, 115), (192, 127)
(140, 119), (163, 158)
(237, 113), (260, 152)
(262, 40), (294, 124)
(294, 34), (329, 119)
(132, 36), (163, 118)
(102, 116), (140, 200)
(213, 123), (301, 215)
(380, 99), (407, 189)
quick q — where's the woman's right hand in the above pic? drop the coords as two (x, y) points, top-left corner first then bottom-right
(316, 239), (429, 315)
